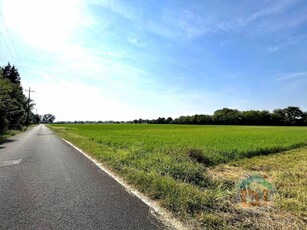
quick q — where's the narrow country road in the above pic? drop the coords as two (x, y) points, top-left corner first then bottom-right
(0, 125), (165, 229)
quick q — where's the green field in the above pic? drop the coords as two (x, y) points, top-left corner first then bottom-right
(51, 124), (307, 166)
(50, 124), (307, 229)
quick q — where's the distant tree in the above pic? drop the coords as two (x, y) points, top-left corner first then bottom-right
(242, 110), (262, 125)
(157, 117), (166, 124)
(129, 106), (306, 126)
(284, 106), (303, 125)
(166, 117), (173, 124)
(42, 114), (56, 123)
(188, 115), (197, 124)
(212, 108), (241, 125)
(272, 109), (286, 125)
(196, 114), (212, 124)
(272, 107), (303, 125)
(176, 115), (189, 124)
(302, 112), (307, 125)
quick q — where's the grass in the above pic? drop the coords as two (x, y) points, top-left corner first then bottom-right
(49, 124), (307, 229)
(230, 147), (307, 220)
(0, 129), (25, 142)
(0, 125), (36, 143)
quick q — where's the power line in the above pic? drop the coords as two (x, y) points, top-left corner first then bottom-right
(0, 30), (18, 65)
(0, 10), (30, 84)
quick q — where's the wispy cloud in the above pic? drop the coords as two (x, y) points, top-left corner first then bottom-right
(267, 33), (307, 52)
(244, 0), (296, 25)
(214, 0), (305, 36)
(275, 71), (307, 81)
(164, 9), (215, 40)
(89, 0), (139, 21)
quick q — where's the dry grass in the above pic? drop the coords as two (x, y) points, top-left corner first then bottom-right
(208, 147), (307, 229)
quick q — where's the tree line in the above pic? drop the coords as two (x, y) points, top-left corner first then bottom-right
(0, 63), (40, 133)
(131, 107), (307, 126)
(65, 107), (307, 126)
(55, 106), (307, 126)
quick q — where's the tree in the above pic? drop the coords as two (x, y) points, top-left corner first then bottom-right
(2, 63), (21, 84)
(157, 117), (166, 124)
(284, 106), (303, 125)
(212, 108), (241, 125)
(272, 107), (303, 125)
(194, 115), (209, 124)
(166, 117), (173, 124)
(0, 64), (27, 132)
(42, 114), (56, 123)
(272, 109), (286, 125)
(0, 77), (15, 132)
(302, 112), (307, 125)
(31, 114), (41, 124)
(242, 110), (264, 125)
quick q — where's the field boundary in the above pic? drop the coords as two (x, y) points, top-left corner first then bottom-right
(61, 137), (188, 230)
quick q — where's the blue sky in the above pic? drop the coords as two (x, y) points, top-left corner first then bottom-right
(0, 0), (306, 121)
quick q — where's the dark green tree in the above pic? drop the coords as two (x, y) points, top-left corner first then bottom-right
(212, 108), (241, 124)
(284, 106), (303, 125)
(0, 63), (30, 132)
(2, 63), (21, 84)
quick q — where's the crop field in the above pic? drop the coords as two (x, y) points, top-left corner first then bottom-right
(50, 124), (307, 229)
(51, 124), (307, 167)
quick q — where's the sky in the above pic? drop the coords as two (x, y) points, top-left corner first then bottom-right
(0, 0), (307, 121)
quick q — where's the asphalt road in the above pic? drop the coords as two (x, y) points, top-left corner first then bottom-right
(0, 125), (166, 230)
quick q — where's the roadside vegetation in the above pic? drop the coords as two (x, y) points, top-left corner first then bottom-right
(0, 63), (40, 139)
(50, 124), (307, 229)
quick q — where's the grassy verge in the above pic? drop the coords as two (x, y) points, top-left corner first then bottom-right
(0, 125), (36, 143)
(0, 129), (24, 142)
(49, 124), (307, 229)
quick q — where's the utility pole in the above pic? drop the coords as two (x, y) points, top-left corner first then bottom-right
(25, 87), (34, 127)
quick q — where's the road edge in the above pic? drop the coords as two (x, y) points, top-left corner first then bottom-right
(61, 138), (188, 230)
